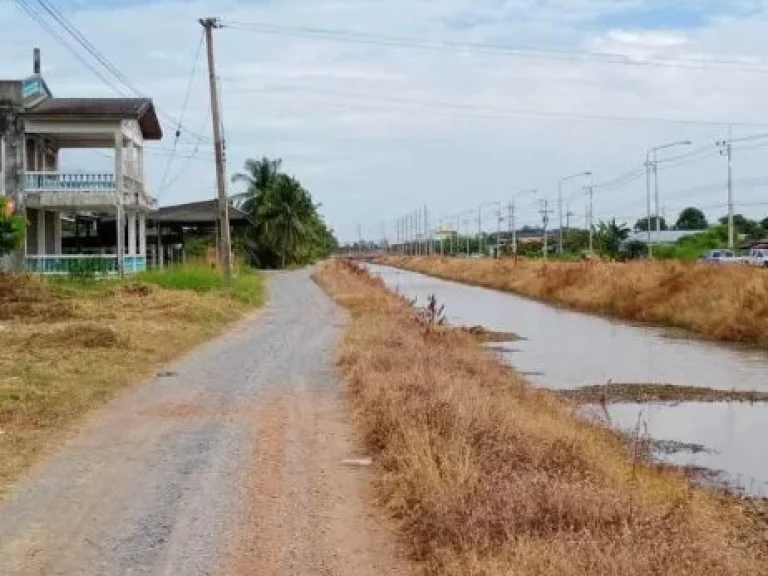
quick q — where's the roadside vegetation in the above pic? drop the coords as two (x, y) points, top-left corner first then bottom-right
(382, 256), (768, 347)
(0, 265), (264, 494)
(315, 259), (768, 576)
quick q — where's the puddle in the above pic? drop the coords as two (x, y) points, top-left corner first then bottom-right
(370, 264), (768, 496)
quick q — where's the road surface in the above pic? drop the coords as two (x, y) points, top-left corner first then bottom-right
(0, 270), (405, 576)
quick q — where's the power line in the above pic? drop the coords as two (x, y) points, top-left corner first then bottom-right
(157, 31), (205, 198)
(221, 80), (768, 128)
(12, 0), (129, 95)
(222, 20), (768, 74)
(21, 0), (211, 146)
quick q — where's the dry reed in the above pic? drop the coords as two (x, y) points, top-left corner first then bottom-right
(315, 259), (768, 576)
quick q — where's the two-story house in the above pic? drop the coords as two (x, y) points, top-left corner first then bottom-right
(0, 49), (162, 274)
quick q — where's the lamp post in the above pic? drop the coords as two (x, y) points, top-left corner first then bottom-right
(645, 140), (691, 257)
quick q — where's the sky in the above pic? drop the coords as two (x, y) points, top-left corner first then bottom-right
(2, 0), (768, 241)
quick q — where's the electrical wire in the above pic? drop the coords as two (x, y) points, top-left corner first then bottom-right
(24, 0), (211, 146)
(223, 20), (768, 74)
(156, 32), (205, 197)
(221, 81), (768, 128)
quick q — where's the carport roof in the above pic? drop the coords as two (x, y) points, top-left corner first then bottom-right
(156, 200), (250, 224)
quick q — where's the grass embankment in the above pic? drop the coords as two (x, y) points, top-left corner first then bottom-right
(315, 260), (768, 576)
(0, 266), (264, 494)
(382, 256), (768, 347)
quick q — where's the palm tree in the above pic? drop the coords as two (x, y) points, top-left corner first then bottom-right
(252, 175), (316, 268)
(230, 157), (283, 208)
(596, 219), (630, 258)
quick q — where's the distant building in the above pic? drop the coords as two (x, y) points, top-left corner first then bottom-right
(624, 230), (706, 246)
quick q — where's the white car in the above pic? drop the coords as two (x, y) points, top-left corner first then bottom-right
(748, 248), (768, 268)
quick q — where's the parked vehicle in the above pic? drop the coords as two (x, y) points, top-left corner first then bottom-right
(748, 248), (768, 267)
(700, 249), (740, 265)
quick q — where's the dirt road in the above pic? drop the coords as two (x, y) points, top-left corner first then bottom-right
(0, 270), (405, 576)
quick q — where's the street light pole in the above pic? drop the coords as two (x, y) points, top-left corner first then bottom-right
(646, 139), (692, 256)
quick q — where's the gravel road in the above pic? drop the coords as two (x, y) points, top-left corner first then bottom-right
(0, 270), (405, 576)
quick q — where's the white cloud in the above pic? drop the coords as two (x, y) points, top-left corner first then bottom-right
(2, 0), (768, 239)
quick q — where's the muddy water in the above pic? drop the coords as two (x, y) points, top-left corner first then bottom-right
(369, 264), (768, 494)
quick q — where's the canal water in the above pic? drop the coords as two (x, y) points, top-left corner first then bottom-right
(368, 264), (768, 495)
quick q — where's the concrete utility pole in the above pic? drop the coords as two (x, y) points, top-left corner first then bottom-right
(507, 201), (515, 257)
(558, 172), (591, 254)
(495, 202), (502, 258)
(477, 205), (483, 256)
(586, 173), (595, 253)
(424, 205), (430, 256)
(539, 199), (552, 261)
(200, 17), (232, 282)
(716, 128), (768, 250)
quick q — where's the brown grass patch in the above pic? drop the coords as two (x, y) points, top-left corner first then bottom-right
(381, 257), (768, 347)
(0, 273), (261, 495)
(315, 259), (768, 576)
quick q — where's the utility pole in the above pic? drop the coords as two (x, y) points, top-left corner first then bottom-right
(495, 202), (502, 258)
(507, 201), (515, 257)
(424, 205), (430, 256)
(718, 126), (735, 249)
(646, 140), (691, 258)
(477, 206), (482, 257)
(645, 152), (653, 258)
(558, 172), (591, 255)
(586, 174), (595, 253)
(199, 17), (232, 282)
(539, 199), (552, 261)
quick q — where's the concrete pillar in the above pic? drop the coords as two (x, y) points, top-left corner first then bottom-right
(138, 145), (145, 184)
(36, 209), (45, 255)
(139, 213), (146, 256)
(115, 130), (124, 272)
(127, 213), (137, 255)
(53, 213), (62, 255)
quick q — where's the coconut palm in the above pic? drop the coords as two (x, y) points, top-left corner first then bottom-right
(596, 219), (630, 258)
(230, 157), (283, 208)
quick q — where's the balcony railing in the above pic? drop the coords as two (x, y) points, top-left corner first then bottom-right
(25, 255), (147, 276)
(26, 172), (117, 193)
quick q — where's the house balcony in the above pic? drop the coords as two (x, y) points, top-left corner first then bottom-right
(25, 171), (157, 212)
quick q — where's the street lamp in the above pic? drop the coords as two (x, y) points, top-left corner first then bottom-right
(645, 140), (692, 257)
(558, 171), (592, 254)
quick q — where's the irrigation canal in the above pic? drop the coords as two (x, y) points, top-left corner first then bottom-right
(368, 264), (768, 497)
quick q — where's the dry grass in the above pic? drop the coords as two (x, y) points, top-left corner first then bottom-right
(315, 259), (768, 576)
(0, 272), (262, 495)
(382, 256), (768, 347)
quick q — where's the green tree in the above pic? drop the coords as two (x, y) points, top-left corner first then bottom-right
(596, 219), (630, 258)
(0, 198), (25, 256)
(233, 157), (336, 268)
(634, 216), (668, 232)
(719, 214), (762, 240)
(675, 207), (708, 230)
